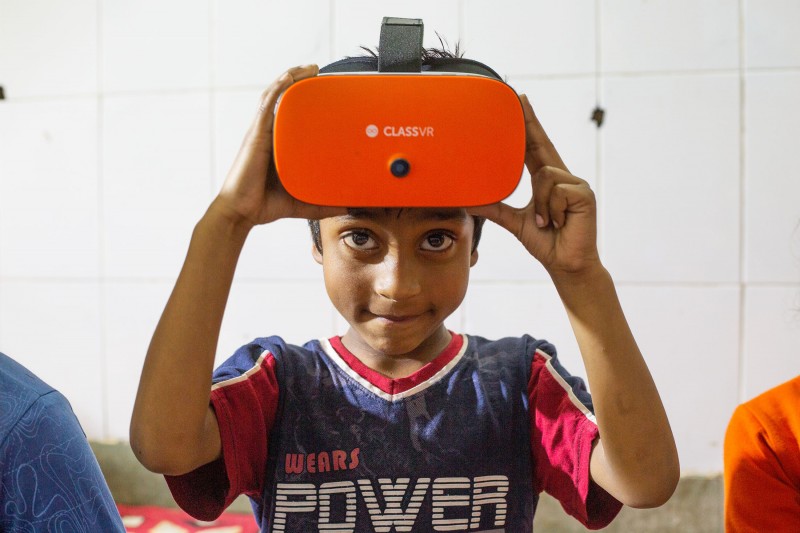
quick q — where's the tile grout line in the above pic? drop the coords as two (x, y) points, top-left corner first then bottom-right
(737, 0), (748, 404)
(595, 0), (604, 256)
(209, 0), (217, 198)
(96, 0), (111, 441)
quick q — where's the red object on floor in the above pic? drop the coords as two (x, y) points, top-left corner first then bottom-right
(117, 504), (259, 533)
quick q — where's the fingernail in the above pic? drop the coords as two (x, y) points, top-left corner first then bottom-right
(553, 220), (560, 229)
(536, 214), (545, 228)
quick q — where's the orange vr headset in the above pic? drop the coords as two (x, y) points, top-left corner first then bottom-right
(273, 17), (525, 207)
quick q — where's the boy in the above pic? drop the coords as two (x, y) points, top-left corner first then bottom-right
(131, 59), (679, 531)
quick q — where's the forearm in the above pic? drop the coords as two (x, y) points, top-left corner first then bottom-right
(552, 265), (679, 507)
(130, 198), (252, 474)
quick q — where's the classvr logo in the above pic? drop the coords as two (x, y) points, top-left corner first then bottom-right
(365, 124), (435, 138)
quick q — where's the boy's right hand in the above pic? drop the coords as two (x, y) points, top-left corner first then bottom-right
(212, 65), (346, 229)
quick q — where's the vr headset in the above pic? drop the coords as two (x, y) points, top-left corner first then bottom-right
(273, 17), (525, 207)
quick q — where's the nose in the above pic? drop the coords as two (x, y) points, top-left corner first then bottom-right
(374, 250), (422, 302)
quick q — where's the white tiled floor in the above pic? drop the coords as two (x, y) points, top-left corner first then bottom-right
(0, 0), (98, 97)
(744, 72), (800, 283)
(600, 0), (739, 73)
(601, 73), (740, 284)
(0, 99), (100, 278)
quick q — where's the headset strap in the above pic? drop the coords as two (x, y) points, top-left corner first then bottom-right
(377, 17), (423, 73)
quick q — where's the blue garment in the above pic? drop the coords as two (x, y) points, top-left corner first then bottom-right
(167, 334), (621, 531)
(0, 352), (125, 532)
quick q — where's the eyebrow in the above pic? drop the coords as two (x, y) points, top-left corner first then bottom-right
(343, 208), (468, 222)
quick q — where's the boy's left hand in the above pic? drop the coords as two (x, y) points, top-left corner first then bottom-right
(469, 94), (601, 278)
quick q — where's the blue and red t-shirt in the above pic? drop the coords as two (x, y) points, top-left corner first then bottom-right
(167, 334), (621, 532)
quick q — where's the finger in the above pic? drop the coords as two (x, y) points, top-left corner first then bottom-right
(468, 202), (529, 241)
(520, 94), (568, 174)
(532, 166), (586, 227)
(252, 64), (319, 141)
(548, 182), (596, 230)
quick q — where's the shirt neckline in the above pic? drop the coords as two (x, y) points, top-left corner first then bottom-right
(327, 333), (465, 397)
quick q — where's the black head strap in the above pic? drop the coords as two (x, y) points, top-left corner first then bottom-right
(318, 17), (504, 82)
(377, 17), (423, 73)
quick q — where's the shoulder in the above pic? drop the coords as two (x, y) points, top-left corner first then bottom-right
(0, 352), (62, 441)
(211, 336), (323, 384)
(464, 333), (557, 358)
(727, 375), (800, 446)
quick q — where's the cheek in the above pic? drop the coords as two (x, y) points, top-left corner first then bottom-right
(322, 255), (371, 305)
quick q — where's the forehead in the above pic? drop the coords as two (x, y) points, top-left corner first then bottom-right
(335, 207), (469, 224)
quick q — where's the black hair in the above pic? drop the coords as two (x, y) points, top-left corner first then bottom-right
(307, 42), (489, 254)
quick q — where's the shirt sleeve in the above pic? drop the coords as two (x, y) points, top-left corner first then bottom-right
(724, 403), (800, 533)
(165, 342), (281, 521)
(527, 346), (622, 529)
(0, 391), (125, 532)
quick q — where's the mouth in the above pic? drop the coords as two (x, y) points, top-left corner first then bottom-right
(370, 312), (424, 324)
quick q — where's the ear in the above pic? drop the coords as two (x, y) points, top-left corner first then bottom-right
(469, 248), (479, 267)
(312, 243), (323, 265)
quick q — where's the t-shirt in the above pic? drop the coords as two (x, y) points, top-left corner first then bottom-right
(0, 352), (125, 532)
(167, 334), (621, 531)
(724, 375), (800, 532)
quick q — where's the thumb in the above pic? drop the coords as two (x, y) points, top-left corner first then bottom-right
(468, 202), (519, 234)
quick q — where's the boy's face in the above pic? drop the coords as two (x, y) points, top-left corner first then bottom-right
(313, 208), (478, 366)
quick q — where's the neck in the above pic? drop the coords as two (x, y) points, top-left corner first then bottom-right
(340, 327), (452, 379)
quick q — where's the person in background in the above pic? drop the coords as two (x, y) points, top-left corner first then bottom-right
(724, 375), (800, 532)
(0, 351), (125, 532)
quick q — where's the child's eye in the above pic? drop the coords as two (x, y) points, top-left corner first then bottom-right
(420, 232), (454, 251)
(343, 231), (378, 250)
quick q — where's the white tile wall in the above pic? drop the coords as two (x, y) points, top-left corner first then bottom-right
(213, 90), (327, 281)
(601, 0), (739, 73)
(103, 281), (173, 440)
(462, 0), (595, 77)
(602, 73), (740, 283)
(0, 281), (105, 437)
(746, 0), (800, 69)
(1, 0), (799, 476)
(616, 285), (740, 473)
(0, 0), (98, 98)
(743, 286), (800, 401)
(744, 72), (800, 283)
(218, 279), (336, 361)
(0, 99), (100, 278)
(214, 0), (332, 88)
(101, 0), (210, 93)
(102, 93), (211, 279)
(509, 77), (598, 187)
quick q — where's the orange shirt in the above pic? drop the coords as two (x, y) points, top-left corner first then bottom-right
(724, 375), (800, 532)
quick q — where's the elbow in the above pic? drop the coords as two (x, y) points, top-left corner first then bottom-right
(621, 459), (681, 509)
(129, 421), (196, 476)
